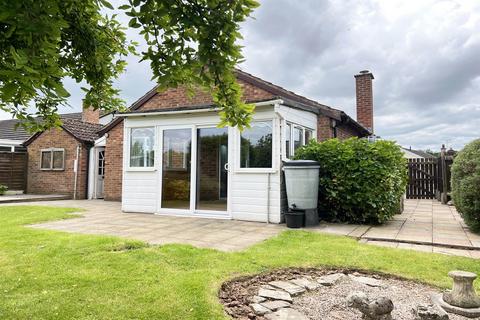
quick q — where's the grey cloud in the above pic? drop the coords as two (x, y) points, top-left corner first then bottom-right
(1, 0), (479, 152)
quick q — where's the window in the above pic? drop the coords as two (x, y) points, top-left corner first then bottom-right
(40, 148), (64, 170)
(305, 129), (313, 143)
(285, 123), (291, 158)
(284, 122), (315, 159)
(293, 126), (303, 153)
(240, 121), (273, 168)
(130, 127), (155, 168)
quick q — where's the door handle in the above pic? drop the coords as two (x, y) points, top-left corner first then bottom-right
(224, 163), (229, 171)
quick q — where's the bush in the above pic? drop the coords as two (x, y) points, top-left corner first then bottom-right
(294, 138), (407, 224)
(0, 184), (7, 196)
(451, 139), (480, 232)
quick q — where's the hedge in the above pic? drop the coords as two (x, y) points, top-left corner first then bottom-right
(451, 139), (480, 232)
(294, 138), (407, 224)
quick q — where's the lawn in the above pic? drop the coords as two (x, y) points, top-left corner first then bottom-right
(0, 206), (479, 319)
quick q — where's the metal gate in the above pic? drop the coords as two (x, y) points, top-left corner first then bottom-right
(406, 158), (438, 199)
(0, 151), (27, 190)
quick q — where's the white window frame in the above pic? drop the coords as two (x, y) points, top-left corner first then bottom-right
(283, 121), (315, 160)
(127, 126), (157, 171)
(40, 148), (65, 171)
(236, 119), (276, 173)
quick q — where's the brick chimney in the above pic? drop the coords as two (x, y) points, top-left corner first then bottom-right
(354, 70), (374, 133)
(82, 101), (100, 124)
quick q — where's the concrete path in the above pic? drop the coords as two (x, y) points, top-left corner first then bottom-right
(0, 194), (70, 203)
(2, 198), (479, 258)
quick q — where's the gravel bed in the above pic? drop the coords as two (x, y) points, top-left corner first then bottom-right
(293, 275), (468, 320)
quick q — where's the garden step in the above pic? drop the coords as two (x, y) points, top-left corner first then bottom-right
(290, 278), (321, 290)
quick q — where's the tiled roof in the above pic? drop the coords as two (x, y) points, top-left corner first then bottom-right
(0, 113), (82, 142)
(60, 118), (104, 143)
(100, 69), (371, 137)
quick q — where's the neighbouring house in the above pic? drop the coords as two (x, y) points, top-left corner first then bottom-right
(401, 147), (436, 159)
(23, 108), (104, 199)
(94, 69), (375, 223)
(0, 112), (90, 191)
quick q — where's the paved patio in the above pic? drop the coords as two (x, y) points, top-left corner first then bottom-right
(24, 200), (283, 251)
(3, 198), (480, 257)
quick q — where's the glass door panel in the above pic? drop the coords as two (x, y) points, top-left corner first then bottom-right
(196, 127), (228, 211)
(161, 129), (192, 209)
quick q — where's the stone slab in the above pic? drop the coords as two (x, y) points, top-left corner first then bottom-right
(264, 308), (309, 320)
(258, 288), (293, 302)
(349, 275), (384, 287)
(269, 280), (306, 296)
(260, 300), (291, 311)
(250, 303), (271, 315)
(316, 273), (346, 286)
(290, 278), (321, 290)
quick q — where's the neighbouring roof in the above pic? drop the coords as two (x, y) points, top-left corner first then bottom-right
(23, 118), (104, 146)
(0, 112), (83, 142)
(99, 69), (371, 137)
(402, 148), (436, 158)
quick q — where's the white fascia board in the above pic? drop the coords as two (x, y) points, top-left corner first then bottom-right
(113, 99), (284, 118)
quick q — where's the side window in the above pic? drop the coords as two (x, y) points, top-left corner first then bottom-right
(130, 127), (155, 168)
(240, 121), (273, 168)
(293, 126), (303, 153)
(284, 122), (314, 159)
(285, 123), (291, 158)
(305, 129), (313, 143)
(40, 149), (64, 170)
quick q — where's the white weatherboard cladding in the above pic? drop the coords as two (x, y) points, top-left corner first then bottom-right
(276, 104), (317, 132)
(120, 103), (317, 223)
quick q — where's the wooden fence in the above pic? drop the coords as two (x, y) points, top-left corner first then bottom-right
(0, 151), (27, 190)
(406, 158), (438, 199)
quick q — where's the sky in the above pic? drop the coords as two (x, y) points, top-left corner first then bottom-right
(2, 0), (480, 151)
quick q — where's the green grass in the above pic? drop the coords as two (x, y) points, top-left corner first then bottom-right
(0, 206), (479, 319)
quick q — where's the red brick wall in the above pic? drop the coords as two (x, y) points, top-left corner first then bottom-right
(103, 80), (275, 201)
(317, 115), (334, 141)
(355, 71), (374, 132)
(104, 124), (123, 201)
(336, 124), (359, 140)
(27, 129), (88, 198)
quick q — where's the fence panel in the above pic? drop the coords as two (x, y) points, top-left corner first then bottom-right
(0, 152), (27, 190)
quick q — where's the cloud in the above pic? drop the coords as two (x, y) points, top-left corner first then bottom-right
(1, 0), (479, 151)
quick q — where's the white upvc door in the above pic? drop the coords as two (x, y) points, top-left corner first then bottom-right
(156, 125), (231, 218)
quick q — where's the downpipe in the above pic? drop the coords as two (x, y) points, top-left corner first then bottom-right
(73, 145), (80, 200)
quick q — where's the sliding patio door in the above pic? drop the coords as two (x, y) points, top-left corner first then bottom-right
(159, 126), (229, 214)
(196, 127), (228, 212)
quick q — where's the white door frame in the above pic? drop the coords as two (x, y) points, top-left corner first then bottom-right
(155, 124), (231, 219)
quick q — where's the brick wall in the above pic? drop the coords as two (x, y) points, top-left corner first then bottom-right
(103, 80), (275, 201)
(104, 124), (123, 201)
(336, 124), (359, 140)
(27, 129), (88, 198)
(317, 115), (334, 141)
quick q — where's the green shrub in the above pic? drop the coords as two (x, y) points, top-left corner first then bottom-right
(294, 138), (407, 224)
(451, 139), (480, 232)
(0, 184), (7, 195)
